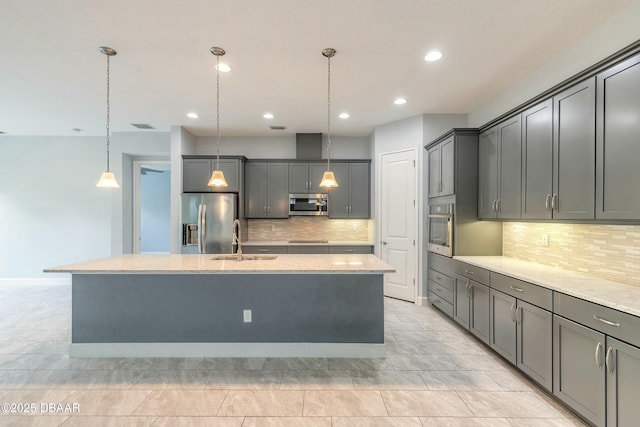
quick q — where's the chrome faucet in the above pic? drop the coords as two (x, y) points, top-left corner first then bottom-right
(232, 219), (243, 260)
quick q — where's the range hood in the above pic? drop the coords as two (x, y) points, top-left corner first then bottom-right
(296, 133), (322, 160)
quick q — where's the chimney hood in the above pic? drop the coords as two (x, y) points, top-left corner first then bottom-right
(296, 133), (322, 160)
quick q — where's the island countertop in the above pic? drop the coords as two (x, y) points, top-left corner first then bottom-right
(45, 253), (395, 275)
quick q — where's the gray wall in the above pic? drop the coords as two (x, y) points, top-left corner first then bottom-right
(0, 132), (169, 280)
(468, 1), (640, 127)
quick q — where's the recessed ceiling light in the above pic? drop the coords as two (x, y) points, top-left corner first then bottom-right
(263, 113), (274, 119)
(339, 113), (350, 119)
(215, 63), (231, 73)
(186, 112), (199, 119)
(424, 50), (443, 62)
(394, 98), (408, 105)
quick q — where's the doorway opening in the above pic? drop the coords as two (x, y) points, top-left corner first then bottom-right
(133, 161), (171, 254)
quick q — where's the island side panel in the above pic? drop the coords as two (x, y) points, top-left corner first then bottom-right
(72, 273), (383, 344)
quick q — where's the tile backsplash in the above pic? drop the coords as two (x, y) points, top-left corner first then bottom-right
(248, 217), (373, 242)
(503, 222), (640, 286)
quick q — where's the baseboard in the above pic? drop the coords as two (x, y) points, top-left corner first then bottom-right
(416, 296), (430, 306)
(69, 342), (386, 358)
(0, 277), (71, 286)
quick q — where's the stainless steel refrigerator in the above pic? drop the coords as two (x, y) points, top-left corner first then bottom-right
(180, 193), (238, 254)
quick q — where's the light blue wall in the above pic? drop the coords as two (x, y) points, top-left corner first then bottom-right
(140, 166), (171, 253)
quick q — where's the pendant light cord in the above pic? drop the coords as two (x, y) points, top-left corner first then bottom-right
(326, 52), (332, 170)
(216, 54), (221, 170)
(105, 53), (111, 172)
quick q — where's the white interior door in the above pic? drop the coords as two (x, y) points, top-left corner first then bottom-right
(380, 149), (417, 302)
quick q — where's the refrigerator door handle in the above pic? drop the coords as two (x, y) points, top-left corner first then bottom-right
(197, 204), (203, 253)
(201, 203), (207, 253)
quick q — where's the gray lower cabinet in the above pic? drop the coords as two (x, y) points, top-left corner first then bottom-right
(183, 158), (241, 193)
(329, 246), (373, 254)
(606, 336), (640, 427)
(242, 246), (288, 255)
(553, 315), (606, 427)
(596, 52), (640, 220)
(453, 274), (489, 344)
(244, 162), (289, 218)
(489, 289), (517, 365)
(517, 300), (552, 392)
(328, 162), (370, 219)
(427, 254), (455, 318)
(288, 246), (329, 254)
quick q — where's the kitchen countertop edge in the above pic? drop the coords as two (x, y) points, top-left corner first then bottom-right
(454, 256), (640, 317)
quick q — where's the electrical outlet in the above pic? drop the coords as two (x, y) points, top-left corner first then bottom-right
(541, 233), (549, 247)
(243, 309), (252, 323)
(271, 225), (276, 232)
(352, 223), (357, 231)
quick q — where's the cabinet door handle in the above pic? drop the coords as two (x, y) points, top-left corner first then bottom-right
(593, 315), (620, 327)
(264, 206), (267, 213)
(595, 342), (603, 368)
(259, 249), (269, 252)
(545, 194), (551, 210)
(510, 304), (516, 322)
(496, 199), (501, 213)
(509, 285), (524, 293)
(467, 284), (473, 299)
(492, 200), (497, 212)
(605, 346), (615, 374)
(551, 193), (558, 210)
(344, 249), (353, 252)
(516, 306), (523, 324)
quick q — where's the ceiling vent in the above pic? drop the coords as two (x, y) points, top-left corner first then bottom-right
(0, 131), (5, 134)
(131, 123), (154, 129)
(270, 125), (286, 130)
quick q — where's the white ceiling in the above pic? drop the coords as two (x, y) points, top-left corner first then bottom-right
(0, 0), (633, 137)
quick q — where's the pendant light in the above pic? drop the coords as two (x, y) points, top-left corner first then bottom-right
(319, 48), (339, 188)
(96, 46), (120, 188)
(207, 46), (229, 188)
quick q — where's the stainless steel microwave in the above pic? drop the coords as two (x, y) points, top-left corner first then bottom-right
(289, 193), (328, 216)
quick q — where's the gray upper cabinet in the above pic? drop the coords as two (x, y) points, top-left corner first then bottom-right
(478, 117), (522, 219)
(289, 162), (326, 193)
(596, 53), (640, 220)
(244, 162), (289, 218)
(553, 78), (596, 220)
(521, 100), (553, 219)
(183, 157), (240, 193)
(328, 162), (370, 219)
(427, 136), (454, 198)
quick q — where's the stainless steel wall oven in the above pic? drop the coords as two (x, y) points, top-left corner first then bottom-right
(427, 203), (453, 257)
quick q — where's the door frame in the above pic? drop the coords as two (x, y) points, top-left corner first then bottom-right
(133, 160), (171, 254)
(377, 147), (418, 304)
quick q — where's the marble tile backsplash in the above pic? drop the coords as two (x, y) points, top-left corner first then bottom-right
(503, 222), (640, 286)
(248, 217), (373, 242)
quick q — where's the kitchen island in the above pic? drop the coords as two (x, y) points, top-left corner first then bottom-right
(45, 254), (394, 358)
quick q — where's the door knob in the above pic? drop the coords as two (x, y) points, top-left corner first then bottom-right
(381, 241), (388, 245)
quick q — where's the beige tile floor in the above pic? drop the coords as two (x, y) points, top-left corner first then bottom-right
(0, 283), (587, 426)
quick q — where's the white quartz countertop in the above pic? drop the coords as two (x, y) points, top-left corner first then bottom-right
(45, 254), (394, 275)
(243, 241), (374, 246)
(454, 256), (640, 317)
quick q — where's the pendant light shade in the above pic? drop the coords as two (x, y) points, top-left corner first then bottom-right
(96, 46), (120, 189)
(319, 171), (339, 188)
(208, 46), (229, 188)
(319, 48), (338, 188)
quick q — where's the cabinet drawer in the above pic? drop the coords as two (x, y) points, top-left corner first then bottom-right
(427, 268), (454, 291)
(554, 292), (640, 347)
(428, 279), (454, 304)
(428, 291), (453, 318)
(491, 273), (553, 311)
(454, 261), (490, 285)
(288, 246), (329, 254)
(329, 246), (373, 254)
(428, 253), (454, 277)
(242, 246), (288, 254)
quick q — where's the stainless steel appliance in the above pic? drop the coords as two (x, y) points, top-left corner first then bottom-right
(289, 193), (328, 216)
(181, 193), (238, 254)
(427, 203), (453, 257)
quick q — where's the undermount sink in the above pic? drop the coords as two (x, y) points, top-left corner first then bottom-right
(211, 254), (278, 261)
(287, 239), (328, 244)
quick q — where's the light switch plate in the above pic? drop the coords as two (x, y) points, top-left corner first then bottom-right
(243, 309), (252, 323)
